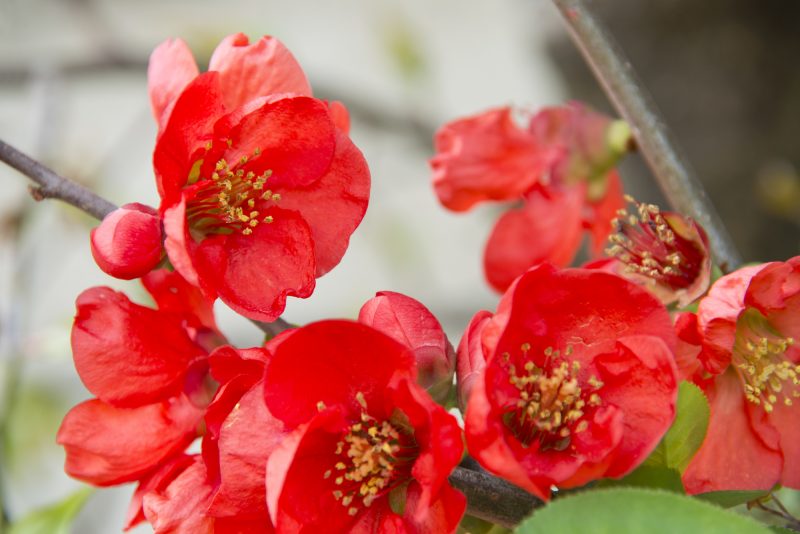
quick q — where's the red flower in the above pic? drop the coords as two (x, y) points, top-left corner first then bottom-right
(263, 320), (465, 533)
(463, 263), (678, 500)
(149, 34), (369, 321)
(590, 197), (712, 308)
(430, 103), (629, 292)
(358, 291), (456, 404)
(90, 202), (164, 280)
(57, 270), (222, 526)
(682, 259), (800, 493)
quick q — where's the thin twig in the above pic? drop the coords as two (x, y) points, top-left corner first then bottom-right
(550, 0), (743, 273)
(0, 139), (117, 220)
(449, 466), (540, 528)
(252, 317), (293, 338)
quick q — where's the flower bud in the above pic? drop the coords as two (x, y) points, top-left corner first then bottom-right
(358, 291), (456, 404)
(455, 310), (493, 412)
(90, 203), (164, 280)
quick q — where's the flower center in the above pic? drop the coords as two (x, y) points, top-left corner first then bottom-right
(607, 196), (703, 290)
(734, 308), (800, 413)
(504, 344), (603, 451)
(323, 393), (417, 517)
(185, 143), (282, 238)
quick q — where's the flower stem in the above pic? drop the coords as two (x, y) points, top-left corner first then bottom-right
(0, 139), (117, 220)
(550, 0), (743, 273)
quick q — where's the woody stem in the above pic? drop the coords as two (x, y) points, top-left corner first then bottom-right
(550, 0), (743, 273)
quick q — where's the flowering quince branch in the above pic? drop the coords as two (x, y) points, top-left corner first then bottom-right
(0, 138), (117, 220)
(550, 0), (743, 272)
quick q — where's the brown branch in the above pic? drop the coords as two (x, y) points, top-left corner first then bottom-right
(0, 139), (117, 220)
(551, 0), (743, 273)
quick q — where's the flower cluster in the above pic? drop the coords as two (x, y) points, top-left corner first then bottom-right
(55, 31), (799, 534)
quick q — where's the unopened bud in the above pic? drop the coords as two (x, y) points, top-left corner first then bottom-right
(90, 203), (164, 280)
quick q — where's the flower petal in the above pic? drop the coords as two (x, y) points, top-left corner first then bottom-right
(142, 457), (215, 533)
(431, 107), (542, 212)
(483, 185), (585, 292)
(141, 269), (218, 335)
(683, 370), (783, 493)
(148, 38), (199, 130)
(57, 395), (202, 486)
(263, 320), (415, 427)
(456, 310), (492, 411)
(209, 33), (312, 110)
(71, 287), (205, 407)
(277, 129), (370, 277)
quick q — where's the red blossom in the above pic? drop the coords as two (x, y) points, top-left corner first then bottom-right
(682, 259), (800, 493)
(595, 197), (712, 307)
(149, 34), (370, 321)
(463, 263), (678, 500)
(263, 320), (465, 533)
(430, 103), (628, 292)
(359, 291), (456, 403)
(57, 270), (223, 527)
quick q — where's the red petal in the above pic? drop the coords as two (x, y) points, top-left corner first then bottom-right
(224, 96), (336, 190)
(764, 398), (800, 488)
(483, 185), (584, 292)
(595, 336), (679, 478)
(673, 312), (704, 381)
(278, 129), (370, 276)
(148, 38), (199, 130)
(683, 370), (782, 493)
(326, 100), (351, 134)
(207, 346), (269, 385)
(456, 310), (492, 411)
(71, 287), (205, 407)
(359, 291), (455, 394)
(403, 481), (465, 534)
(125, 454), (195, 530)
(263, 320), (416, 427)
(57, 395), (202, 486)
(208, 33), (312, 110)
(191, 208), (316, 323)
(431, 107), (542, 212)
(141, 269), (218, 335)
(494, 263), (676, 355)
(209, 380), (286, 520)
(142, 457), (215, 533)
(153, 72), (226, 203)
(391, 376), (463, 512)
(464, 377), (551, 500)
(265, 408), (356, 532)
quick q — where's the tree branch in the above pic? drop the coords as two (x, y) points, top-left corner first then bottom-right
(551, 0), (743, 272)
(450, 464), (541, 528)
(0, 139), (117, 220)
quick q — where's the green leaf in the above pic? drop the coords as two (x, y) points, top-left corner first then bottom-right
(515, 488), (772, 534)
(9, 488), (93, 534)
(458, 515), (512, 534)
(644, 381), (709, 473)
(597, 465), (684, 493)
(695, 489), (771, 509)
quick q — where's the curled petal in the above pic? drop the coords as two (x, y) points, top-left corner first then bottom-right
(431, 107), (542, 212)
(71, 287), (205, 407)
(209, 33), (312, 110)
(148, 38), (199, 130)
(456, 310), (493, 411)
(484, 185), (585, 292)
(57, 395), (202, 486)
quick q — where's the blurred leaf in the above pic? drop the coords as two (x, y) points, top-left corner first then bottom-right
(597, 465), (684, 493)
(695, 490), (771, 509)
(9, 488), (93, 534)
(644, 381), (709, 474)
(515, 488), (771, 534)
(458, 515), (511, 534)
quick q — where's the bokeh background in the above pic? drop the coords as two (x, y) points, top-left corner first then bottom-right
(0, 0), (798, 531)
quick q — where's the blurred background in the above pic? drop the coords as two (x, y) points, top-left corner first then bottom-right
(0, 0), (798, 531)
